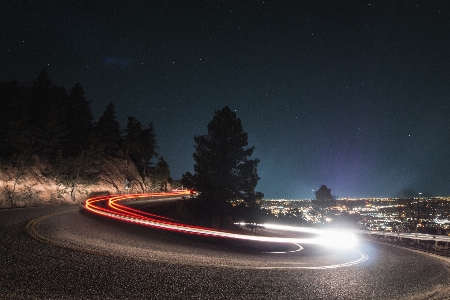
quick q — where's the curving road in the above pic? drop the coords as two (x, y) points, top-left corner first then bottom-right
(1, 196), (450, 299)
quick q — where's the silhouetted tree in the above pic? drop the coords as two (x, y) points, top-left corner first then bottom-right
(95, 102), (121, 153)
(0, 80), (31, 159)
(181, 171), (195, 189)
(193, 106), (262, 227)
(32, 100), (68, 158)
(123, 116), (158, 175)
(2, 71), (70, 161)
(2, 118), (32, 161)
(0, 80), (28, 158)
(315, 185), (333, 201)
(28, 71), (69, 160)
(123, 116), (142, 155)
(30, 68), (53, 126)
(314, 185), (335, 209)
(153, 157), (170, 191)
(64, 83), (94, 155)
(140, 122), (158, 173)
(0, 71), (167, 203)
(55, 143), (104, 201)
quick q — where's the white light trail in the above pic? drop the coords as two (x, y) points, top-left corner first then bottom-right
(82, 193), (358, 249)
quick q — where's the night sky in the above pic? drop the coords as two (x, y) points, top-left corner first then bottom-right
(1, 1), (449, 199)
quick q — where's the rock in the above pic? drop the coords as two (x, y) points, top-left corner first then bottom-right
(0, 155), (165, 208)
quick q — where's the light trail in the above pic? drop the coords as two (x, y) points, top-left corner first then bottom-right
(82, 192), (358, 249)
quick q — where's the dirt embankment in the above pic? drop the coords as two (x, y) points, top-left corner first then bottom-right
(0, 156), (166, 209)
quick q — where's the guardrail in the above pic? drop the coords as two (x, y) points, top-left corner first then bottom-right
(361, 230), (450, 247)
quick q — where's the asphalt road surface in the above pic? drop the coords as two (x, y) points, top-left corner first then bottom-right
(1, 201), (450, 299)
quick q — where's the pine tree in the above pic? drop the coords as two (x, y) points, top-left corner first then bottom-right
(0, 80), (29, 158)
(154, 157), (170, 191)
(65, 83), (94, 156)
(181, 171), (195, 189)
(123, 117), (158, 175)
(193, 106), (262, 226)
(30, 68), (53, 127)
(31, 101), (68, 158)
(314, 185), (335, 209)
(123, 116), (142, 157)
(95, 102), (122, 153)
(140, 122), (158, 174)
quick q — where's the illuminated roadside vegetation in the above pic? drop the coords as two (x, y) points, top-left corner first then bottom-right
(0, 70), (170, 204)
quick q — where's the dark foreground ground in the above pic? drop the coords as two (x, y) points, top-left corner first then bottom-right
(1, 203), (450, 300)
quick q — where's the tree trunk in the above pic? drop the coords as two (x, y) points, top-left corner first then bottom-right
(71, 167), (80, 202)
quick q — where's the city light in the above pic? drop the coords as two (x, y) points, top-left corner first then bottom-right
(83, 193), (359, 250)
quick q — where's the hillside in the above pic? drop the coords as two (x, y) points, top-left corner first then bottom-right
(0, 155), (168, 209)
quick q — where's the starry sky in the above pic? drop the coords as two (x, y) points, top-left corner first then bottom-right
(1, 1), (449, 199)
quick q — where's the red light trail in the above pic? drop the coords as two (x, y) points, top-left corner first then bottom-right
(82, 192), (358, 249)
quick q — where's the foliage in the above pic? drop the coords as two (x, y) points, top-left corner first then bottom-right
(152, 157), (171, 191)
(180, 171), (195, 189)
(315, 185), (333, 201)
(192, 106), (262, 227)
(54, 143), (104, 201)
(0, 70), (168, 200)
(1, 70), (69, 161)
(122, 116), (158, 175)
(314, 184), (335, 210)
(95, 102), (122, 153)
(0, 80), (29, 158)
(232, 200), (264, 225)
(65, 83), (94, 156)
(31, 100), (68, 157)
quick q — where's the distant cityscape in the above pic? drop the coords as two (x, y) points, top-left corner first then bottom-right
(261, 197), (450, 236)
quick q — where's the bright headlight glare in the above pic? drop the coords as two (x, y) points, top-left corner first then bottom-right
(315, 230), (358, 249)
(259, 223), (358, 249)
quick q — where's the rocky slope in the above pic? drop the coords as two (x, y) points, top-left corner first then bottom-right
(0, 155), (167, 209)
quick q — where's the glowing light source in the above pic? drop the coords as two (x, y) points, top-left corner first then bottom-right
(82, 193), (358, 249)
